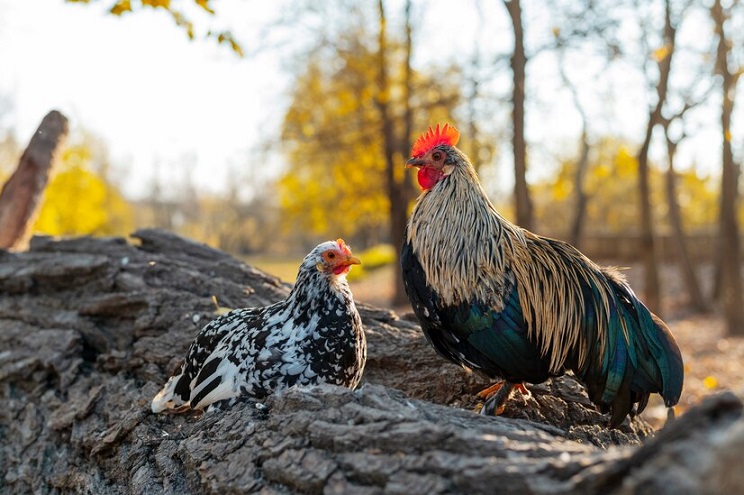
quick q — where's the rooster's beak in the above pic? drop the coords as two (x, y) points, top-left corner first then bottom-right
(406, 157), (426, 168)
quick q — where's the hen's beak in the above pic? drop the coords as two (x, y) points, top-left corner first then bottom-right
(340, 255), (361, 266)
(406, 157), (427, 168)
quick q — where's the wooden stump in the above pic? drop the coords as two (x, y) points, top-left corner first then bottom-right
(0, 110), (68, 249)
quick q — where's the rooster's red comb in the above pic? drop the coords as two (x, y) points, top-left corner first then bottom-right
(411, 123), (460, 157)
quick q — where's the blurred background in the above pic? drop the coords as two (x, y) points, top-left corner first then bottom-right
(1, 0), (743, 408)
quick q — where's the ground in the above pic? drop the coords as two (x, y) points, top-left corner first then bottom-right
(247, 256), (744, 423)
(672, 316), (744, 408)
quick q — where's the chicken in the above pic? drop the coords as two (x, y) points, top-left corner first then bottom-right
(401, 123), (683, 427)
(151, 239), (366, 413)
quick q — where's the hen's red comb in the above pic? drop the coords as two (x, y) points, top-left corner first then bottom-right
(336, 238), (352, 255)
(411, 123), (460, 157)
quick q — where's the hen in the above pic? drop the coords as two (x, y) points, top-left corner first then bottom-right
(152, 239), (366, 413)
(401, 124), (683, 427)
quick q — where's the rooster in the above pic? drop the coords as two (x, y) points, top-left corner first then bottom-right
(401, 124), (683, 427)
(152, 239), (366, 413)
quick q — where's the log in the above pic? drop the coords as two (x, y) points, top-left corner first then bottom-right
(1, 229), (741, 494)
(0, 110), (69, 249)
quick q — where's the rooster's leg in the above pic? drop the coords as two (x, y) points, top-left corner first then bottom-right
(477, 381), (530, 416)
(476, 382), (506, 400)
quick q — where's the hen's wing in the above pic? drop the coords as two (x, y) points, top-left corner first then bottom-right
(151, 307), (264, 412)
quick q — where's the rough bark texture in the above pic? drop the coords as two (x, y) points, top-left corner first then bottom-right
(1, 229), (742, 494)
(0, 110), (69, 250)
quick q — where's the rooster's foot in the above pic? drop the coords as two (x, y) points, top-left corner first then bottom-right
(475, 381), (530, 416)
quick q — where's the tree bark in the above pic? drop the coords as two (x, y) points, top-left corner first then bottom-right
(1, 229), (743, 494)
(504, 0), (533, 230)
(0, 110), (68, 249)
(712, 0), (744, 335)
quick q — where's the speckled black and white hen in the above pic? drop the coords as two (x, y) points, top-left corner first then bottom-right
(151, 239), (366, 413)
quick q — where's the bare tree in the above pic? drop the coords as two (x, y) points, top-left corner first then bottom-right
(547, 0), (622, 248)
(462, 0), (501, 176)
(662, 119), (708, 312)
(556, 58), (591, 248)
(652, 25), (715, 315)
(377, 0), (417, 306)
(504, 0), (533, 230)
(632, 0), (680, 315)
(711, 0), (744, 335)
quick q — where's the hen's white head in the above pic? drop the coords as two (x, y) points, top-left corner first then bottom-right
(302, 239), (361, 277)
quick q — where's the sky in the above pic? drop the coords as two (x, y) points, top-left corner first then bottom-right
(0, 0), (736, 202)
(0, 0), (503, 200)
(0, 0), (289, 199)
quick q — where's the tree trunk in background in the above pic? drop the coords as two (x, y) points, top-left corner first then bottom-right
(664, 130), (708, 312)
(504, 0), (533, 230)
(377, 0), (414, 307)
(402, 0), (414, 169)
(558, 59), (591, 249)
(712, 0), (744, 336)
(634, 0), (676, 316)
(397, 0), (416, 307)
(464, 1), (486, 174)
(569, 129), (590, 248)
(636, 125), (661, 315)
(0, 110), (68, 249)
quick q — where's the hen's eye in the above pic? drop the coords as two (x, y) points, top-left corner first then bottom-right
(327, 252), (336, 259)
(432, 151), (443, 161)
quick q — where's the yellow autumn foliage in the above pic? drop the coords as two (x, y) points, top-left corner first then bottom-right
(67, 0), (240, 55)
(32, 143), (134, 237)
(652, 44), (672, 62)
(533, 138), (718, 234)
(277, 39), (462, 244)
(702, 375), (719, 389)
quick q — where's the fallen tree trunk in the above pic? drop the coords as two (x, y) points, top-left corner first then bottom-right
(1, 229), (742, 494)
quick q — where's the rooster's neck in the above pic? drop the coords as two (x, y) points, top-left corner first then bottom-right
(407, 164), (524, 308)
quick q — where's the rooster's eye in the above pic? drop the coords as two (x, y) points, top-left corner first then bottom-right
(432, 151), (443, 161)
